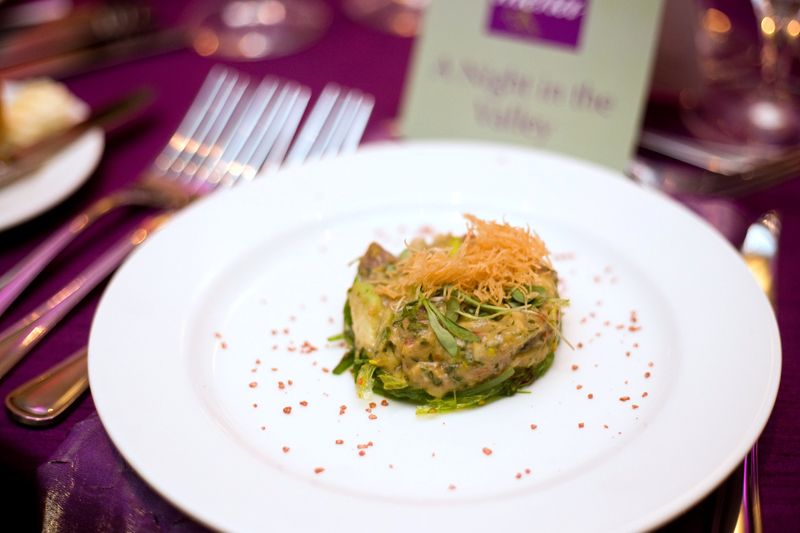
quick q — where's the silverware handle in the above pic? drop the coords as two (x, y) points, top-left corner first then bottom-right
(5, 346), (88, 426)
(0, 195), (125, 319)
(735, 211), (779, 533)
(737, 444), (763, 533)
(0, 215), (167, 381)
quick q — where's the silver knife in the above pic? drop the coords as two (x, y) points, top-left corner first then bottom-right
(0, 87), (151, 189)
(735, 210), (781, 533)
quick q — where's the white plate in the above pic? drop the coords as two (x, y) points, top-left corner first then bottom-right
(89, 141), (781, 533)
(0, 83), (104, 231)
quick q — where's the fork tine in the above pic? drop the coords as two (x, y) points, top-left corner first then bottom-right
(306, 86), (374, 161)
(249, 83), (311, 179)
(183, 76), (251, 178)
(304, 87), (372, 162)
(202, 78), (280, 185)
(203, 78), (310, 186)
(220, 79), (285, 182)
(341, 93), (374, 153)
(277, 83), (374, 170)
(153, 66), (234, 174)
(323, 90), (373, 156)
(283, 84), (340, 167)
(172, 75), (250, 180)
(266, 85), (312, 169)
(163, 74), (240, 177)
(307, 90), (356, 160)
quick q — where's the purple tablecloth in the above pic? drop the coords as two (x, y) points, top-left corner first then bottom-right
(0, 1), (798, 530)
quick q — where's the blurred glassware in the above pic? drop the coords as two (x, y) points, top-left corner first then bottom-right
(684, 0), (800, 146)
(190, 0), (331, 60)
(692, 2), (761, 88)
(649, 0), (703, 104)
(341, 0), (430, 37)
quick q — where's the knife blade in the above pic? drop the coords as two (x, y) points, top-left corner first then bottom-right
(0, 87), (151, 189)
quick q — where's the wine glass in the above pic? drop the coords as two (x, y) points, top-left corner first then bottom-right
(341, 0), (431, 37)
(685, 0), (800, 147)
(190, 0), (332, 60)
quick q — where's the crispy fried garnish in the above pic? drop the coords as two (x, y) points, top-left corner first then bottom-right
(375, 214), (552, 305)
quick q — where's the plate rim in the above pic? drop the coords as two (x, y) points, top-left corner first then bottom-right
(0, 83), (104, 231)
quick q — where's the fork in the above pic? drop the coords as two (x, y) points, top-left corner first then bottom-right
(4, 85), (375, 425)
(0, 67), (312, 381)
(0, 65), (307, 319)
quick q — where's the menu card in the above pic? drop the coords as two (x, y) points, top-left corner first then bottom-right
(401, 0), (665, 170)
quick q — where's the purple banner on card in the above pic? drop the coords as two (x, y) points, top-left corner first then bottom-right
(487, 0), (588, 50)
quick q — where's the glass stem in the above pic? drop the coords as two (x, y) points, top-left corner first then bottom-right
(752, 1), (800, 95)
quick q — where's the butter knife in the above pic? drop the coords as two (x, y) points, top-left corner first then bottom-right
(0, 87), (151, 189)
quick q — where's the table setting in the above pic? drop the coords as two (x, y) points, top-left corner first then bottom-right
(0, 0), (798, 531)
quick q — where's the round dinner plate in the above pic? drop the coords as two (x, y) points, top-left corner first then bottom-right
(0, 83), (104, 232)
(89, 141), (781, 532)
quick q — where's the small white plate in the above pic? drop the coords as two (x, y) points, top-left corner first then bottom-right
(0, 83), (104, 231)
(89, 141), (781, 533)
